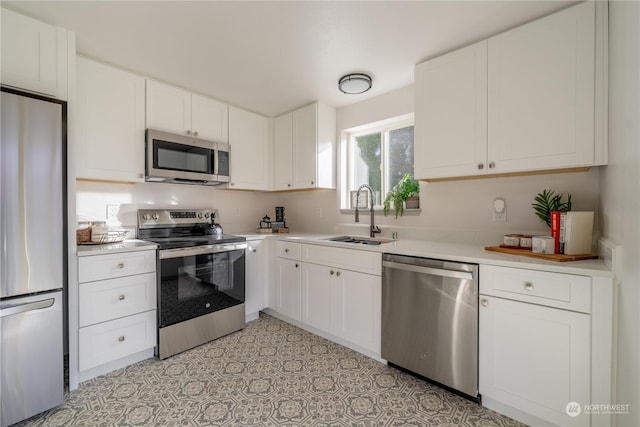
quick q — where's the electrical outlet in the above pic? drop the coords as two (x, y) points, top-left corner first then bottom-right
(494, 211), (507, 222)
(106, 205), (119, 220)
(493, 199), (506, 222)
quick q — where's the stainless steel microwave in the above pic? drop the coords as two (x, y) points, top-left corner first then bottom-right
(145, 129), (230, 186)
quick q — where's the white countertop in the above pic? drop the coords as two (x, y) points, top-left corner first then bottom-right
(76, 239), (158, 256)
(266, 232), (613, 278)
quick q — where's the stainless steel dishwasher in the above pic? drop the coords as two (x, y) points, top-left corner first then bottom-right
(381, 253), (479, 400)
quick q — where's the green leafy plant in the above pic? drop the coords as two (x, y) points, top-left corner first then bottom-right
(532, 189), (572, 227)
(383, 173), (420, 218)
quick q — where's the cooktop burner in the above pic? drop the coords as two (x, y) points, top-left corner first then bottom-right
(137, 208), (245, 250)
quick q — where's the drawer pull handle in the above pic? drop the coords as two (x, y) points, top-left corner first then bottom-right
(118, 336), (125, 342)
(117, 263), (124, 269)
(330, 270), (335, 275)
(524, 282), (534, 291)
(336, 271), (341, 277)
(118, 295), (125, 301)
(481, 299), (489, 307)
(295, 263), (299, 268)
(284, 248), (289, 253)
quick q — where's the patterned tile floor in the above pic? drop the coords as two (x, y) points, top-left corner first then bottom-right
(17, 313), (525, 426)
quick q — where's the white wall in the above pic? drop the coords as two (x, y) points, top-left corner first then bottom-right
(276, 84), (601, 245)
(599, 1), (640, 425)
(76, 181), (274, 234)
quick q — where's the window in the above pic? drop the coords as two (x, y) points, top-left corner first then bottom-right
(344, 115), (414, 208)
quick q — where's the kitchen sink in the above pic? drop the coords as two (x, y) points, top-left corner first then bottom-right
(325, 236), (393, 246)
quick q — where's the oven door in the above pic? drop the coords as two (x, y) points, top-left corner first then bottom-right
(158, 245), (245, 328)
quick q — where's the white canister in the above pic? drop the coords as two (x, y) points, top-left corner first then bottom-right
(519, 235), (533, 248)
(532, 236), (555, 254)
(503, 234), (522, 246)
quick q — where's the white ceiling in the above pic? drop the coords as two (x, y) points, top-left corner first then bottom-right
(4, 0), (578, 117)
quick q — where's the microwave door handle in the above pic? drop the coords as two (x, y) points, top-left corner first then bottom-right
(212, 143), (219, 176)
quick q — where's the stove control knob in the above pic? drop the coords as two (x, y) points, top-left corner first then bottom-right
(204, 212), (210, 219)
(198, 212), (203, 219)
(152, 213), (159, 220)
(143, 213), (151, 221)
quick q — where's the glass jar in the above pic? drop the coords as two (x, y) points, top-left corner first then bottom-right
(91, 221), (108, 243)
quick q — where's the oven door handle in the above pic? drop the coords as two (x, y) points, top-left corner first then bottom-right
(159, 243), (248, 259)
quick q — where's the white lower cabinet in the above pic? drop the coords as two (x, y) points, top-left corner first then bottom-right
(479, 264), (612, 427)
(275, 257), (302, 321)
(78, 249), (157, 376)
(335, 268), (381, 353)
(245, 238), (268, 321)
(270, 241), (382, 356)
(79, 311), (156, 372)
(301, 263), (335, 332)
(479, 295), (590, 426)
(301, 262), (381, 354)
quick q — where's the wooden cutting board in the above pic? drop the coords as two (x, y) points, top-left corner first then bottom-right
(484, 246), (598, 262)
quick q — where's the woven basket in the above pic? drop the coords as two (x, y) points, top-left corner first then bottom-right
(76, 227), (92, 243)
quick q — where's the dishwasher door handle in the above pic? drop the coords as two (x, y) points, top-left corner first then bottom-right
(383, 261), (474, 281)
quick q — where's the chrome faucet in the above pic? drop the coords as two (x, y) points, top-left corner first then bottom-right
(355, 184), (381, 238)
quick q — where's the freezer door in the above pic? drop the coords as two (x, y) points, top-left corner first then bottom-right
(1, 291), (64, 426)
(1, 91), (63, 298)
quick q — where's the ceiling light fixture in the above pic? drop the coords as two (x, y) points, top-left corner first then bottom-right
(338, 73), (372, 94)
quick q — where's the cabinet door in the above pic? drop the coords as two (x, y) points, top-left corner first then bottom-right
(335, 270), (381, 353)
(292, 103), (318, 189)
(275, 257), (301, 321)
(1, 9), (59, 97)
(191, 93), (228, 142)
(414, 41), (488, 179)
(146, 80), (191, 136)
(487, 1), (595, 173)
(479, 295), (590, 426)
(274, 113), (293, 190)
(228, 107), (269, 190)
(301, 263), (335, 332)
(76, 57), (145, 182)
(245, 240), (267, 318)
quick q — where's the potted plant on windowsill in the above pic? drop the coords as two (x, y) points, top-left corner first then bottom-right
(383, 173), (420, 218)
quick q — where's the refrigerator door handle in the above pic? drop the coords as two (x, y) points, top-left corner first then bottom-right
(0, 298), (55, 318)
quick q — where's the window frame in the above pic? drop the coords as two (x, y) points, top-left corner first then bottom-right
(341, 114), (415, 210)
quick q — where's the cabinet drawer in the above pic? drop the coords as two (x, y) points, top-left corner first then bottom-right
(78, 250), (156, 283)
(79, 310), (156, 371)
(79, 272), (157, 327)
(276, 241), (301, 260)
(480, 265), (590, 313)
(302, 244), (382, 276)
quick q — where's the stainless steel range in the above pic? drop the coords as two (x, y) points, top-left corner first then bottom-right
(138, 209), (247, 359)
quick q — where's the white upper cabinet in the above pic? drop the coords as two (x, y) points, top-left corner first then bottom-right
(76, 57), (145, 182)
(146, 79), (228, 143)
(273, 102), (336, 190)
(414, 41), (488, 179)
(415, 1), (606, 180)
(228, 106), (270, 190)
(487, 1), (596, 173)
(1, 8), (71, 99)
(274, 113), (294, 190)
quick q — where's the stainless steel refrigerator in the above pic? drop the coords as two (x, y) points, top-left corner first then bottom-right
(0, 89), (66, 426)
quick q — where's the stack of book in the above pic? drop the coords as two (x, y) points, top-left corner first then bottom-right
(550, 211), (594, 255)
